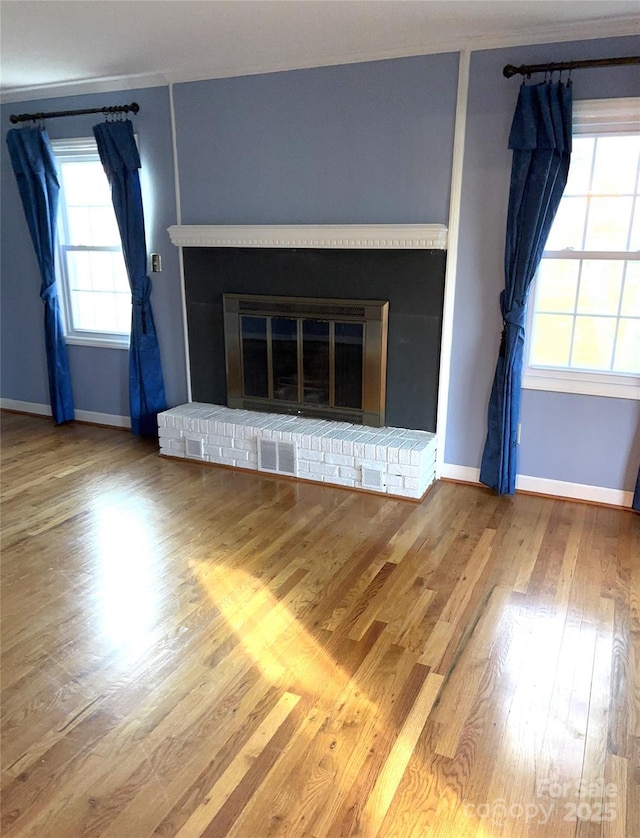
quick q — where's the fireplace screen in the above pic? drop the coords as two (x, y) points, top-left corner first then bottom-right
(223, 294), (388, 426)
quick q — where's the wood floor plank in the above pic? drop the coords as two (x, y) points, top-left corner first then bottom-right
(1, 411), (637, 838)
(174, 691), (301, 837)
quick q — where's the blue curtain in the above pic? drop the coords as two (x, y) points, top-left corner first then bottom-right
(633, 468), (640, 512)
(480, 82), (572, 495)
(93, 120), (166, 436)
(6, 128), (74, 424)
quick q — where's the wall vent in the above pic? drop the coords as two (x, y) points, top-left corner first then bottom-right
(258, 438), (297, 477)
(185, 437), (204, 459)
(361, 465), (385, 490)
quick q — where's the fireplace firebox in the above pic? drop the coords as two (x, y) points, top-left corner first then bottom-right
(223, 294), (389, 426)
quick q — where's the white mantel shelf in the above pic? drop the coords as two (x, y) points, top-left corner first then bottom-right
(167, 224), (448, 250)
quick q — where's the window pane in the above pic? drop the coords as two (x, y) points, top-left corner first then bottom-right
(71, 290), (97, 331)
(89, 251), (116, 292)
(584, 197), (633, 250)
(529, 314), (573, 367)
(630, 202), (640, 251)
(67, 207), (94, 245)
(563, 137), (594, 195)
(544, 197), (587, 250)
(60, 160), (110, 206)
(591, 135), (640, 195)
(65, 251), (92, 291)
(571, 316), (616, 370)
(89, 207), (121, 246)
(621, 262), (640, 317)
(577, 260), (624, 315)
(535, 259), (579, 312)
(115, 295), (131, 335)
(93, 292), (118, 332)
(613, 318), (640, 374)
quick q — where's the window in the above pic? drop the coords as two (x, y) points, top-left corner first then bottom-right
(53, 138), (130, 348)
(524, 98), (640, 400)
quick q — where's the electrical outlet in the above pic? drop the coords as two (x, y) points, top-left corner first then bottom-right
(151, 253), (162, 273)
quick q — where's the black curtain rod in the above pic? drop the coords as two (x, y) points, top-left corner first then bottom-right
(503, 55), (640, 78)
(9, 101), (140, 125)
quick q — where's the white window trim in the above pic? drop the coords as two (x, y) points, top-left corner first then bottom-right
(52, 137), (131, 350)
(522, 96), (640, 401)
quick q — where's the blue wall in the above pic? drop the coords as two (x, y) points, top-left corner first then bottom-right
(173, 54), (459, 224)
(0, 85), (186, 416)
(448, 35), (640, 492)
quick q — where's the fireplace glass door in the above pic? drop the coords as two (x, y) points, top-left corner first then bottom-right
(224, 295), (387, 426)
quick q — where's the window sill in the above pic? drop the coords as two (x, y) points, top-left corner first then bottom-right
(523, 370), (640, 401)
(65, 336), (130, 351)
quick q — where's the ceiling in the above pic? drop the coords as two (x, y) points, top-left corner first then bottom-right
(1, 1), (638, 103)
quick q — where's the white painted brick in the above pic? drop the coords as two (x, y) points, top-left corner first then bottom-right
(329, 476), (356, 487)
(206, 434), (228, 447)
(233, 438), (255, 451)
(298, 448), (323, 462)
(158, 427), (181, 440)
(312, 463), (340, 477)
(387, 446), (400, 464)
(375, 445), (389, 461)
(410, 448), (426, 466)
(158, 404), (438, 500)
(339, 466), (360, 480)
(357, 458), (384, 471)
(364, 443), (377, 459)
(389, 464), (419, 478)
(324, 453), (354, 466)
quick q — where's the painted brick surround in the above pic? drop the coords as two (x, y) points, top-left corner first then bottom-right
(158, 403), (436, 500)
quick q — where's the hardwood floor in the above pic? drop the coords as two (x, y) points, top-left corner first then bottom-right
(1, 411), (638, 837)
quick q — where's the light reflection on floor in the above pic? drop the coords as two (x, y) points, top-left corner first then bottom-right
(94, 499), (158, 660)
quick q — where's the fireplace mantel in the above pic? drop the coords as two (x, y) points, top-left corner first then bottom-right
(167, 224), (447, 250)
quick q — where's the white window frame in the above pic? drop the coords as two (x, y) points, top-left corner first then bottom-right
(53, 137), (130, 350)
(523, 98), (640, 401)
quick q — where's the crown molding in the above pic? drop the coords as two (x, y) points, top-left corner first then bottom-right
(2, 17), (637, 105)
(167, 224), (448, 250)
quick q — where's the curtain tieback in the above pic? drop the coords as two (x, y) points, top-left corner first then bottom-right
(132, 276), (152, 334)
(41, 284), (59, 304)
(499, 302), (526, 357)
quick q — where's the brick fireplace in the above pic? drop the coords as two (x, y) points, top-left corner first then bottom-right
(163, 224), (446, 499)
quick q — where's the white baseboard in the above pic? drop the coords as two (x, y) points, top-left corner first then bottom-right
(0, 399), (131, 429)
(440, 462), (634, 508)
